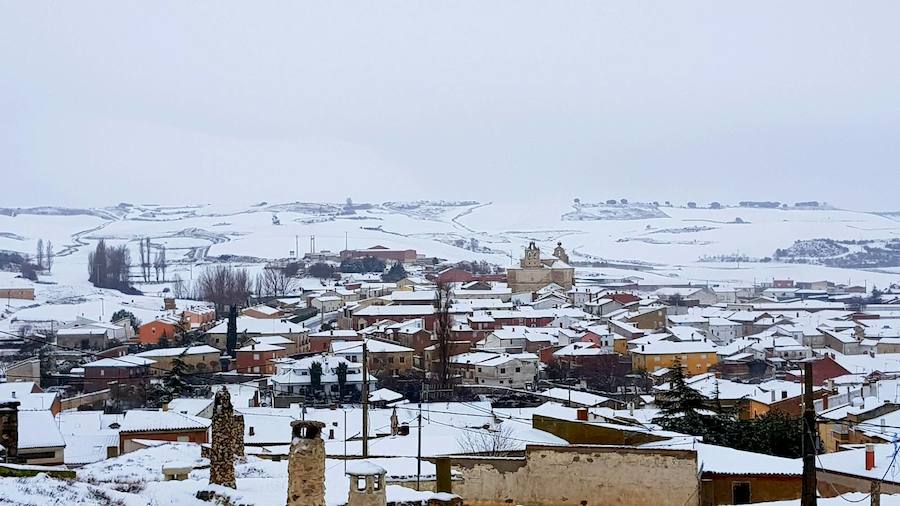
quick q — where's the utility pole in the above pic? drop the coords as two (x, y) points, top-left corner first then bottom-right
(802, 361), (817, 506)
(417, 382), (423, 491)
(362, 340), (369, 458)
(345, 231), (348, 252)
(344, 409), (348, 474)
(295, 235), (299, 260)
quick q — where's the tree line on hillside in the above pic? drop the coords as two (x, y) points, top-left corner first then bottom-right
(6, 239), (54, 281)
(88, 239), (140, 293)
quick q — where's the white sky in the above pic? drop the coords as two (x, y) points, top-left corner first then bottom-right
(2, 1), (899, 209)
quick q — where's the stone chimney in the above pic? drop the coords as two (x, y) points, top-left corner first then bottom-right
(346, 461), (387, 506)
(287, 420), (326, 506)
(390, 408), (399, 437)
(210, 387), (236, 488)
(0, 400), (20, 463)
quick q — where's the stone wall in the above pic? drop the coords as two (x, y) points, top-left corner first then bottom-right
(450, 445), (698, 506)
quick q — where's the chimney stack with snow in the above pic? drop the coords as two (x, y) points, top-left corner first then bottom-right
(0, 400), (20, 463)
(288, 420), (326, 506)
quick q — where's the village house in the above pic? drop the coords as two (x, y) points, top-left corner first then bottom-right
(56, 327), (111, 350)
(118, 409), (210, 453)
(137, 316), (181, 345)
(182, 306), (216, 329)
(308, 329), (361, 353)
(135, 345), (222, 375)
(449, 351), (539, 388)
(0, 286), (35, 300)
(350, 304), (437, 330)
(331, 338), (415, 376)
(0, 382), (61, 415)
(235, 342), (287, 374)
(340, 245), (417, 263)
(630, 340), (718, 375)
(81, 355), (155, 393)
(250, 334), (298, 355)
(242, 303), (288, 319)
(310, 294), (344, 313)
(269, 355), (372, 398)
(205, 315), (309, 353)
(16, 409), (67, 465)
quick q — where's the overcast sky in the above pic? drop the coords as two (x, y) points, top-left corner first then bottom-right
(2, 2), (899, 210)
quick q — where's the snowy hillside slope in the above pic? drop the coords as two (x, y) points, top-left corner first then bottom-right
(0, 200), (898, 330)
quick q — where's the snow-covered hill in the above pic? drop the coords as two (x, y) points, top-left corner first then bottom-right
(1, 200), (898, 331)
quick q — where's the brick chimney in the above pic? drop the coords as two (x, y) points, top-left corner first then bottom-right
(0, 400), (20, 463)
(866, 444), (875, 471)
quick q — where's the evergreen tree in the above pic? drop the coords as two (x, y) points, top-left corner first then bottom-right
(336, 361), (348, 398)
(381, 262), (407, 282)
(164, 352), (191, 397)
(226, 305), (238, 357)
(310, 361), (323, 391)
(653, 359), (706, 423)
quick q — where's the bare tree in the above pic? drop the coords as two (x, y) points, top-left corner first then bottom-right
(144, 238), (152, 282)
(171, 273), (190, 299)
(36, 239), (44, 270)
(258, 265), (296, 297)
(456, 423), (517, 456)
(196, 265), (253, 315)
(138, 238), (147, 283)
(153, 246), (167, 282)
(44, 241), (53, 272)
(433, 282), (453, 391)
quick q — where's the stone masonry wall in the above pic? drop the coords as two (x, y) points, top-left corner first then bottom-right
(452, 445), (698, 506)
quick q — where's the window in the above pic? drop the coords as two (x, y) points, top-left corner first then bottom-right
(500, 368), (506, 374)
(399, 356), (405, 363)
(177, 436), (190, 442)
(388, 357), (394, 364)
(700, 354), (707, 359)
(515, 367), (521, 373)
(732, 482), (751, 504)
(100, 370), (105, 377)
(253, 353), (260, 361)
(253, 366), (260, 373)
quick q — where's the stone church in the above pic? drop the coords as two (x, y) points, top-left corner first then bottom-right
(507, 242), (575, 293)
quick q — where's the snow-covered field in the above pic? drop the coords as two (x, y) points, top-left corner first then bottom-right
(1, 200), (899, 330)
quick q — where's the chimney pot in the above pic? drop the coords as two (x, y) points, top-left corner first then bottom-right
(866, 444), (876, 470)
(249, 426), (255, 436)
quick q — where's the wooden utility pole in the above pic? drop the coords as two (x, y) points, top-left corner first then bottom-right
(802, 361), (817, 506)
(871, 480), (881, 506)
(362, 340), (369, 458)
(417, 385), (423, 491)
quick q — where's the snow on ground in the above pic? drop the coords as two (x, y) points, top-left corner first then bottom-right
(1, 200), (899, 330)
(0, 442), (451, 506)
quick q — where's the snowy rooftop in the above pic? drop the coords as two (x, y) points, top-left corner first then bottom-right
(120, 410), (212, 433)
